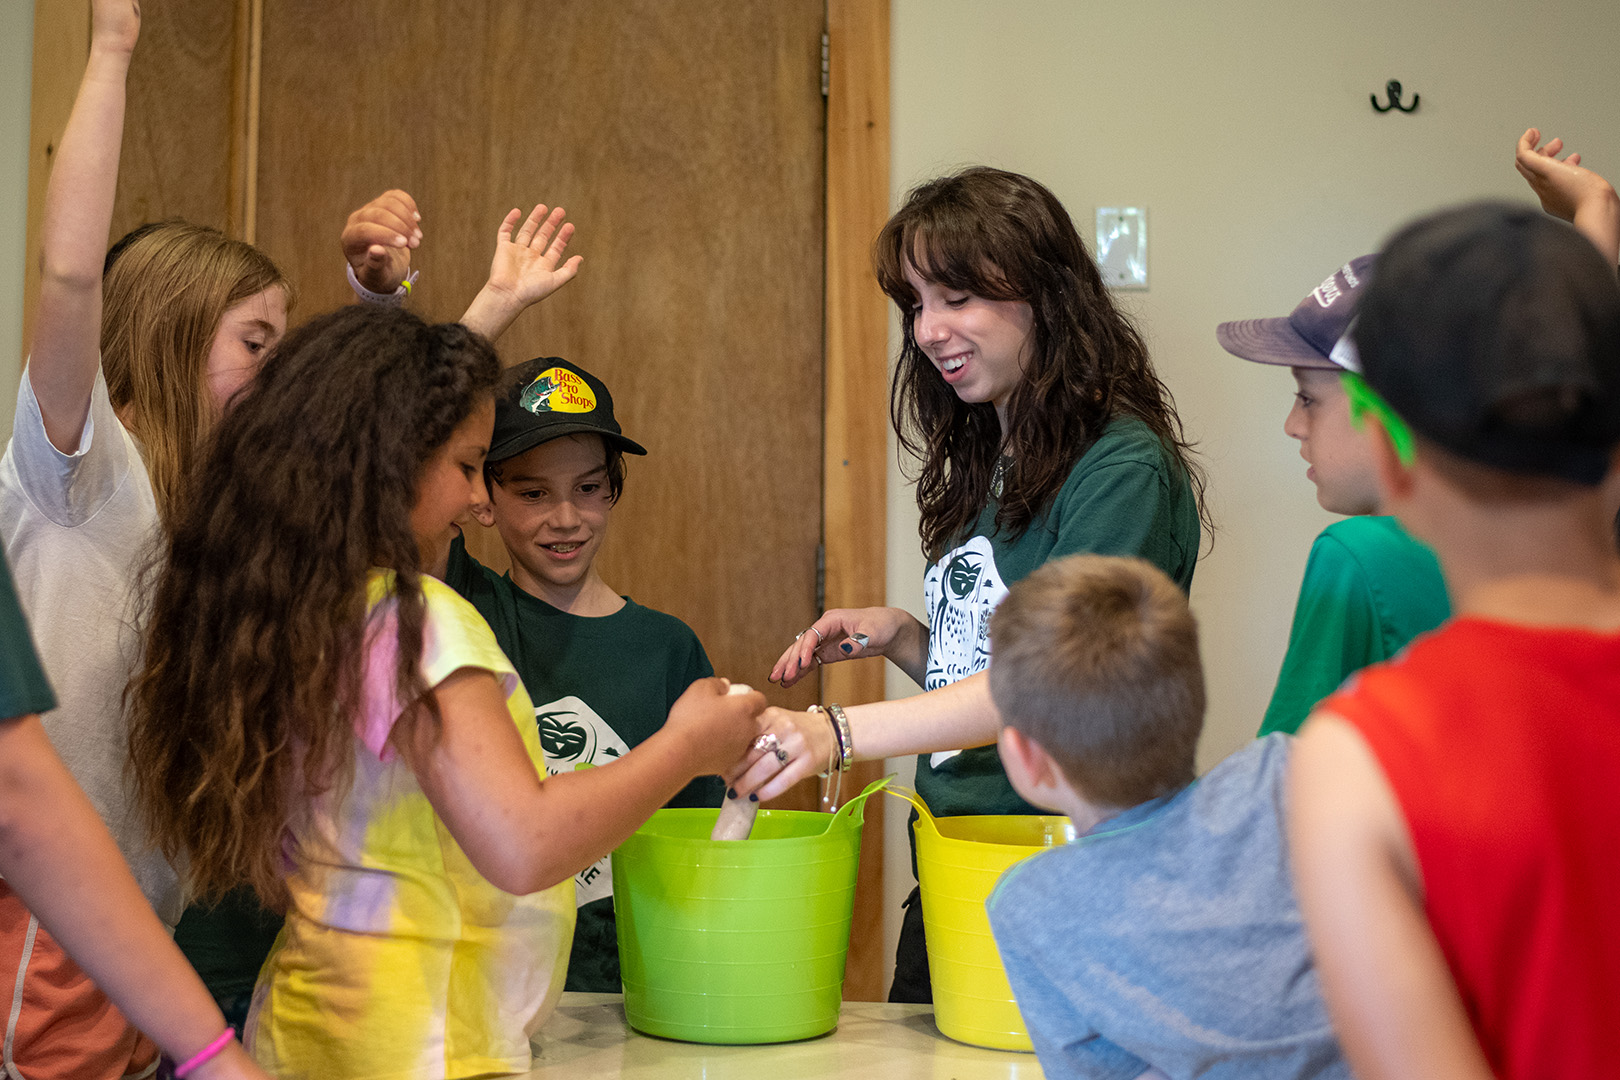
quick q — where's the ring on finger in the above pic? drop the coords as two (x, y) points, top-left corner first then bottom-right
(753, 733), (781, 754)
(774, 747), (789, 764)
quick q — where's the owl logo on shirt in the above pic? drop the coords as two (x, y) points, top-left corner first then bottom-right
(922, 535), (1007, 692)
(534, 695), (629, 906)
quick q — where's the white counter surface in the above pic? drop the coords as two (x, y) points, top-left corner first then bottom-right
(523, 993), (1047, 1079)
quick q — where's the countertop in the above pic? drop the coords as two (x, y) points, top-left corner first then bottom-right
(522, 993), (1047, 1078)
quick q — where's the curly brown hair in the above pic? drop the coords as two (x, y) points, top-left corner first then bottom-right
(874, 167), (1209, 561)
(126, 304), (501, 907)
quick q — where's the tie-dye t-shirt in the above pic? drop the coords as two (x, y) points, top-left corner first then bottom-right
(247, 571), (575, 1080)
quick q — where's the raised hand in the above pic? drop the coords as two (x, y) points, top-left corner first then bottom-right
(484, 204), (582, 308)
(341, 189), (421, 294)
(1516, 128), (1620, 266)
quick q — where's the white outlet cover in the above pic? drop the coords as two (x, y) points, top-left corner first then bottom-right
(1096, 207), (1147, 289)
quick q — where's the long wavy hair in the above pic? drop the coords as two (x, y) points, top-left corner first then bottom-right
(126, 305), (501, 908)
(874, 168), (1209, 560)
(101, 221), (290, 530)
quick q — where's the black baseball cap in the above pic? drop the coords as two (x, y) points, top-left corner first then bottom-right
(1216, 255), (1375, 371)
(488, 357), (648, 464)
(1354, 202), (1620, 486)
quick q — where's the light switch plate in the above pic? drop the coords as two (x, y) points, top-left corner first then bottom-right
(1096, 207), (1148, 289)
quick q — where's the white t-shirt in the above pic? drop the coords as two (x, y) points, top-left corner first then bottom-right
(0, 367), (182, 927)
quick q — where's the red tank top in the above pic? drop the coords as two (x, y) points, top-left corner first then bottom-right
(1325, 617), (1620, 1079)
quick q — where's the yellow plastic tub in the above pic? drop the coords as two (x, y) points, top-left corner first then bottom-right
(893, 787), (1071, 1051)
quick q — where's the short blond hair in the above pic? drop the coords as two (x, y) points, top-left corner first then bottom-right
(989, 555), (1203, 807)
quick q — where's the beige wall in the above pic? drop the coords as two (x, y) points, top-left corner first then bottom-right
(880, 0), (1620, 964)
(0, 0), (35, 446)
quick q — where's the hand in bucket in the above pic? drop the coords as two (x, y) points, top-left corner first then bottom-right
(723, 706), (837, 804)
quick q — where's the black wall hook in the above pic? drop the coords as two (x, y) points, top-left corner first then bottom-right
(1371, 80), (1419, 113)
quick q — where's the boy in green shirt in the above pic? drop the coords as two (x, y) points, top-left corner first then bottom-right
(1217, 257), (1451, 735)
(442, 356), (720, 992)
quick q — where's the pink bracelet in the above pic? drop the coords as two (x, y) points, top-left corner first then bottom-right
(173, 1027), (235, 1078)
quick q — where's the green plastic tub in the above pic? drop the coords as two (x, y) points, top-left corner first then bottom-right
(612, 778), (886, 1044)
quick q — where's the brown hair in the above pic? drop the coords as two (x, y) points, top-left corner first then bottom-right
(988, 554), (1203, 807)
(127, 305), (501, 907)
(874, 168), (1209, 561)
(101, 221), (290, 529)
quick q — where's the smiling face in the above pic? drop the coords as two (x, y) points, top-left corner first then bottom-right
(486, 433), (617, 607)
(903, 260), (1035, 428)
(205, 286), (288, 414)
(1283, 367), (1382, 516)
(410, 398), (495, 570)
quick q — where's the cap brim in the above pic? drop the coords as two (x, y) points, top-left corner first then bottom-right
(489, 422), (649, 464)
(1216, 317), (1341, 370)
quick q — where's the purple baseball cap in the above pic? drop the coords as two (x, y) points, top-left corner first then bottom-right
(1216, 255), (1375, 372)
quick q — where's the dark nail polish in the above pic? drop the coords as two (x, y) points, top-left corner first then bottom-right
(748, 793), (759, 803)
(726, 788), (737, 800)
(840, 642), (853, 654)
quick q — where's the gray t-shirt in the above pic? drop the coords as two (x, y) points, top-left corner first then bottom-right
(986, 735), (1346, 1080)
(0, 368), (181, 926)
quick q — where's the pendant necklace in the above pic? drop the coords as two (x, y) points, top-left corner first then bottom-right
(991, 453), (1013, 499)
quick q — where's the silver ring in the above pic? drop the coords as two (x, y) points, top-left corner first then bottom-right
(753, 733), (781, 754)
(808, 627), (824, 643)
(851, 633), (870, 648)
(774, 747), (789, 763)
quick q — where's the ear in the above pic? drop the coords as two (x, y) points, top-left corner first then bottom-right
(471, 496), (497, 529)
(1366, 414), (1417, 506)
(997, 726), (1069, 813)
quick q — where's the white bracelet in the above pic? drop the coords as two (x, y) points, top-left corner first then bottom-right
(346, 262), (418, 307)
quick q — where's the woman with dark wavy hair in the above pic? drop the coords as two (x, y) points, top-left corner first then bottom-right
(127, 304), (762, 1077)
(746, 167), (1206, 1000)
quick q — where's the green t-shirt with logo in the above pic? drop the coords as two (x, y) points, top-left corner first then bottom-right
(1258, 515), (1449, 737)
(444, 536), (718, 992)
(914, 417), (1200, 821)
(0, 544), (55, 721)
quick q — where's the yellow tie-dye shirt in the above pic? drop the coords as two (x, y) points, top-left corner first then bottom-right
(247, 572), (575, 1080)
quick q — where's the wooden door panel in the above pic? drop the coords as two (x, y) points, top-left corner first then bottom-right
(254, 2), (826, 729)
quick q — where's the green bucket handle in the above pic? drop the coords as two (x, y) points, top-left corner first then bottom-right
(822, 774), (895, 833)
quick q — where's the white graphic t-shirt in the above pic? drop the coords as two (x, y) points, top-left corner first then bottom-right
(535, 695), (630, 906)
(922, 535), (1009, 766)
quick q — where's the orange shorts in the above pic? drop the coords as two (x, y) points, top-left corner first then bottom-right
(0, 881), (158, 1080)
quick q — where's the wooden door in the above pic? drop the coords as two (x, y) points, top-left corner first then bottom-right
(252, 0), (828, 726)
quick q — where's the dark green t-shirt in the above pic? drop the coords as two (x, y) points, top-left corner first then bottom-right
(0, 545), (55, 721)
(914, 417), (1200, 821)
(1258, 515), (1450, 737)
(444, 536), (717, 992)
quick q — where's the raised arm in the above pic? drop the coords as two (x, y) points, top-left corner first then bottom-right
(340, 189), (421, 295)
(28, 0), (139, 453)
(1287, 713), (1494, 1080)
(0, 714), (269, 1080)
(394, 672), (761, 895)
(1516, 128), (1620, 268)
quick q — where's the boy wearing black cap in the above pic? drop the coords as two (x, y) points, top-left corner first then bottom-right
(1218, 259), (1449, 735)
(442, 357), (721, 993)
(1288, 204), (1620, 1079)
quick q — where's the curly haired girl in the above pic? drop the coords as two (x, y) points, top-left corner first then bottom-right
(127, 304), (762, 1077)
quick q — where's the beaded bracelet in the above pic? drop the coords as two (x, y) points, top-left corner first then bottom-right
(173, 1027), (235, 1078)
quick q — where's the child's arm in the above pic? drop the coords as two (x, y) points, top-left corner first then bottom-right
(27, 0), (138, 454)
(1516, 128), (1620, 268)
(0, 713), (270, 1080)
(394, 672), (762, 895)
(1287, 714), (1494, 1080)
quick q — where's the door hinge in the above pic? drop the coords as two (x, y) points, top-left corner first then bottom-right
(820, 31), (830, 98)
(815, 542), (826, 612)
